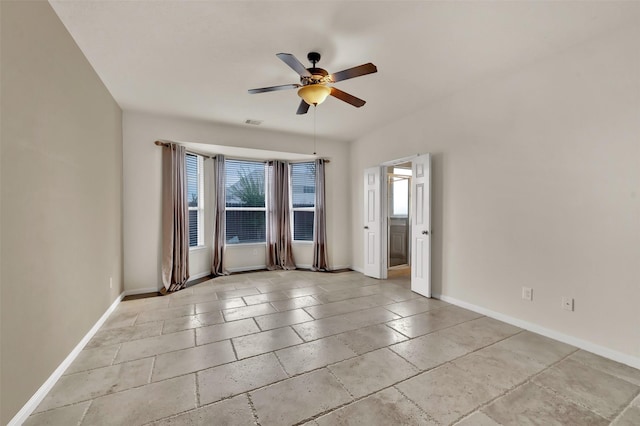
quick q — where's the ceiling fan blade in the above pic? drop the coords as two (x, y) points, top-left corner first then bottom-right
(330, 63), (377, 82)
(330, 87), (366, 107)
(248, 84), (300, 94)
(277, 53), (312, 77)
(296, 100), (310, 115)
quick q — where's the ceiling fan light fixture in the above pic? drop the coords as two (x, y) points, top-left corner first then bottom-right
(298, 84), (331, 106)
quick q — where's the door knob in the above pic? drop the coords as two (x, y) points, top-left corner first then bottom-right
(364, 226), (369, 229)
(422, 230), (429, 235)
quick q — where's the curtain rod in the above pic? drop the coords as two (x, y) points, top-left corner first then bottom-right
(155, 140), (214, 159)
(154, 140), (330, 163)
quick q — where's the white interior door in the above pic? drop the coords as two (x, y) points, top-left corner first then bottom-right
(411, 154), (432, 297)
(363, 166), (385, 279)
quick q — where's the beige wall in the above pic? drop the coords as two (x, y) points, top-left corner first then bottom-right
(0, 1), (123, 423)
(350, 24), (640, 361)
(123, 111), (350, 293)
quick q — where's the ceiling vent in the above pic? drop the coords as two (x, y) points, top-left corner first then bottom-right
(244, 119), (263, 126)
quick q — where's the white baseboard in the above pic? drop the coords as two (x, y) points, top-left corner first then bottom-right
(330, 265), (352, 272)
(8, 292), (125, 426)
(350, 265), (364, 273)
(188, 271), (211, 282)
(434, 293), (640, 370)
(124, 286), (160, 296)
(226, 264), (267, 273)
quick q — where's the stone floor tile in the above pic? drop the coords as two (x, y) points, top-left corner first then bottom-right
(152, 340), (236, 382)
(254, 308), (314, 330)
(136, 305), (195, 324)
(195, 318), (260, 345)
(194, 297), (245, 314)
(24, 401), (90, 426)
(282, 286), (326, 298)
(570, 350), (640, 386)
(396, 364), (504, 425)
(386, 306), (482, 338)
(304, 294), (394, 319)
(251, 369), (352, 426)
(335, 323), (408, 355)
(35, 358), (153, 412)
(435, 316), (521, 350)
(315, 387), (436, 426)
(454, 345), (546, 391)
(482, 382), (608, 426)
(534, 358), (639, 420)
(613, 405), (640, 426)
(390, 332), (470, 371)
(384, 298), (448, 317)
(276, 336), (357, 376)
(293, 307), (399, 341)
(491, 330), (576, 366)
(377, 288), (423, 302)
(64, 344), (119, 375)
(270, 295), (321, 312)
(82, 374), (196, 425)
(161, 311), (225, 334)
(117, 297), (170, 313)
(168, 292), (219, 307)
(222, 302), (278, 321)
(198, 353), (288, 404)
(86, 321), (163, 348)
(152, 394), (254, 425)
(114, 330), (194, 363)
(232, 326), (302, 359)
(455, 411), (502, 426)
(216, 287), (260, 300)
(313, 287), (380, 304)
(328, 348), (419, 398)
(242, 291), (289, 305)
(101, 309), (139, 330)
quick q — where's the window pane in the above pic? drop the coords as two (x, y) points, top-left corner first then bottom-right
(226, 211), (266, 244)
(291, 162), (315, 208)
(189, 210), (198, 247)
(225, 160), (265, 208)
(392, 178), (409, 216)
(293, 211), (314, 241)
(186, 153), (199, 207)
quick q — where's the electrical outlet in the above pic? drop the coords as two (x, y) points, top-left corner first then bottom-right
(522, 287), (533, 301)
(110, 277), (113, 289)
(562, 297), (574, 311)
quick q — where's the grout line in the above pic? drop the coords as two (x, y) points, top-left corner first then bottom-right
(77, 399), (93, 426)
(229, 338), (239, 361)
(246, 392), (262, 426)
(148, 356), (157, 383)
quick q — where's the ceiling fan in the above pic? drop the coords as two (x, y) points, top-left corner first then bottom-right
(248, 52), (377, 115)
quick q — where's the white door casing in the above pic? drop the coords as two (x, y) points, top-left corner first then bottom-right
(411, 154), (432, 297)
(363, 166), (386, 279)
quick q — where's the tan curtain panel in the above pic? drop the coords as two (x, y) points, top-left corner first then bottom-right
(211, 155), (227, 276)
(312, 158), (329, 271)
(266, 160), (296, 270)
(161, 144), (190, 293)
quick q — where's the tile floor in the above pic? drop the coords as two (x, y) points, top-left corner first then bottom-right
(26, 270), (640, 425)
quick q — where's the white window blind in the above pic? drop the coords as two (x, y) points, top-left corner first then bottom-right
(186, 153), (204, 247)
(225, 159), (266, 244)
(290, 162), (316, 241)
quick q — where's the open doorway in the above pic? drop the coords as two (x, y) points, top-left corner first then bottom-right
(387, 162), (411, 278)
(363, 153), (431, 297)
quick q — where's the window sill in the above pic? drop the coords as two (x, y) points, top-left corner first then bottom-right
(293, 241), (314, 245)
(226, 242), (267, 247)
(189, 245), (208, 252)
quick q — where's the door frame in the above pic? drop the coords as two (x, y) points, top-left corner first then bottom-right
(379, 154), (421, 280)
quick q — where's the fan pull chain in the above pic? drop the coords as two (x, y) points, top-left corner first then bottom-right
(313, 105), (317, 155)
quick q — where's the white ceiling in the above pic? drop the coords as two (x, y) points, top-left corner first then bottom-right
(49, 1), (639, 142)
